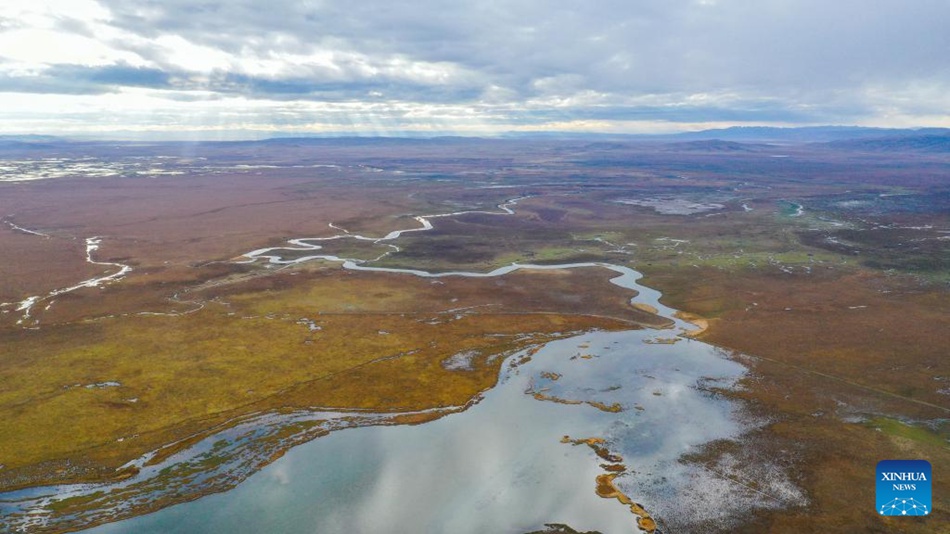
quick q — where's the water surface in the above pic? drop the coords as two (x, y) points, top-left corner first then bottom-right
(90, 328), (747, 533)
(1, 198), (801, 533)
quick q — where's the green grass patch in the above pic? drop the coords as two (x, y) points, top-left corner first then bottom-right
(494, 246), (596, 265)
(866, 417), (949, 448)
(47, 491), (106, 513)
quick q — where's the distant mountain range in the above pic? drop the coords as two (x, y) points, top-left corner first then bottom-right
(663, 126), (950, 143)
(2, 127), (949, 152)
(0, 134), (67, 150)
(496, 125), (949, 143)
(0, 134), (63, 143)
(656, 131), (950, 153)
(817, 132), (950, 153)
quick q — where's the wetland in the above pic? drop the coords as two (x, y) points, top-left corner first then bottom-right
(0, 136), (947, 532)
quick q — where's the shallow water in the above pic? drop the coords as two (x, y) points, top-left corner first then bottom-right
(87, 329), (746, 534)
(0, 257), (757, 533)
(0, 198), (793, 532)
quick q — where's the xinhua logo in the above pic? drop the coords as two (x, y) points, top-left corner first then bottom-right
(876, 460), (932, 516)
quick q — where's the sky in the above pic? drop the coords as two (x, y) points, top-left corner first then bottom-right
(1, 0), (948, 138)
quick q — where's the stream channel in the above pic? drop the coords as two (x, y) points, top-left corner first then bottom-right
(1, 199), (794, 533)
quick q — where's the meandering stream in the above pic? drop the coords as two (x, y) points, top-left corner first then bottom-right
(0, 198), (803, 533)
(1, 231), (132, 327)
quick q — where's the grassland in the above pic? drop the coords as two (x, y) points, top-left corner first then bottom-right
(0, 138), (947, 532)
(1, 263), (646, 491)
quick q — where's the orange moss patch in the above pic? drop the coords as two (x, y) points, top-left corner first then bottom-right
(587, 401), (624, 413)
(594, 473), (656, 533)
(533, 393), (621, 413)
(562, 435), (657, 533)
(535, 392), (583, 406)
(562, 436), (624, 464)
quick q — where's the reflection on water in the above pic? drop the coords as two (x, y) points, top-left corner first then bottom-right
(88, 329), (748, 533)
(0, 258), (793, 532)
(1, 195), (803, 532)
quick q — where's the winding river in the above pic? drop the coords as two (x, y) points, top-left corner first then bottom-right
(1, 231), (132, 327)
(0, 198), (802, 533)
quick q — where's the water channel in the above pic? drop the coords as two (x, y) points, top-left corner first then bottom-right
(1, 199), (797, 533)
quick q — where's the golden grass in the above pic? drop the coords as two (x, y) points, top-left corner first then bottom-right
(632, 303), (658, 315)
(673, 311), (708, 336)
(0, 265), (640, 490)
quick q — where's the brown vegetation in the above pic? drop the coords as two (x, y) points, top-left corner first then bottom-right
(1, 138), (947, 532)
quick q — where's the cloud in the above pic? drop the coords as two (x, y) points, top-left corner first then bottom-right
(1, 0), (948, 135)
